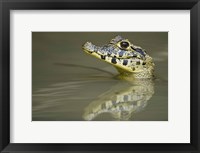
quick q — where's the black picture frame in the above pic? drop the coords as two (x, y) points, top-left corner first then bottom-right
(0, 0), (199, 153)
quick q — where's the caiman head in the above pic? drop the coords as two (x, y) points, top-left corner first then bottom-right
(82, 35), (155, 78)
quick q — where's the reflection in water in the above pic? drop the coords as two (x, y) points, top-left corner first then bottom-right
(83, 78), (154, 121)
(33, 78), (154, 121)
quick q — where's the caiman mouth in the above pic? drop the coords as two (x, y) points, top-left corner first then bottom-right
(82, 42), (146, 73)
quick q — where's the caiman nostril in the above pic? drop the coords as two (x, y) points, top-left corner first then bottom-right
(82, 42), (95, 53)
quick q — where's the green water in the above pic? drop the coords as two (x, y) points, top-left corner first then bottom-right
(32, 32), (168, 121)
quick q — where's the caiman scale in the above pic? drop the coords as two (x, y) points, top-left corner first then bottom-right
(82, 35), (155, 79)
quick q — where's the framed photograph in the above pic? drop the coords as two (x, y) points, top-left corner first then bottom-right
(0, 0), (199, 152)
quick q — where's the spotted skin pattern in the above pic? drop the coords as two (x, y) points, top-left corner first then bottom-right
(82, 35), (155, 78)
(82, 36), (155, 120)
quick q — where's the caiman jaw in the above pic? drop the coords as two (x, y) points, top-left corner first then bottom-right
(82, 42), (144, 73)
(82, 36), (154, 78)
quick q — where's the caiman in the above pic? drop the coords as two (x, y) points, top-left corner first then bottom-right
(82, 36), (155, 120)
(82, 35), (155, 79)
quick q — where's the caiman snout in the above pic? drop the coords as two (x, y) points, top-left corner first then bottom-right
(82, 42), (96, 53)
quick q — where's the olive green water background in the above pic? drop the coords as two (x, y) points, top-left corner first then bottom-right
(32, 32), (168, 121)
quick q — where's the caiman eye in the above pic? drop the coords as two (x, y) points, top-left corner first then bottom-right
(120, 41), (129, 49)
